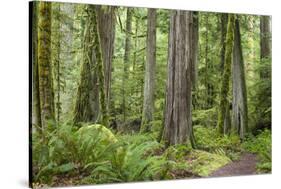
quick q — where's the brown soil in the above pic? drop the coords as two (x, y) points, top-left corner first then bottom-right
(210, 153), (258, 177)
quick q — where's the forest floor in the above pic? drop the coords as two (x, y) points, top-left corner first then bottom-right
(209, 153), (258, 177)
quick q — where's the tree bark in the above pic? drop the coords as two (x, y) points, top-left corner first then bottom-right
(141, 8), (157, 133)
(73, 5), (109, 126)
(32, 1), (42, 130)
(232, 17), (248, 139)
(96, 6), (116, 114)
(73, 5), (100, 124)
(51, 3), (62, 123)
(38, 1), (55, 129)
(260, 16), (271, 78)
(191, 12), (199, 86)
(121, 8), (133, 123)
(217, 14), (235, 134)
(162, 10), (195, 147)
(220, 14), (228, 74)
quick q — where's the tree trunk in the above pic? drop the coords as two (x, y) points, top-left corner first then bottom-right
(96, 6), (116, 114)
(38, 1), (55, 129)
(51, 3), (62, 123)
(232, 17), (248, 139)
(73, 5), (100, 124)
(32, 1), (42, 130)
(122, 8), (133, 122)
(191, 12), (199, 86)
(220, 14), (228, 74)
(73, 5), (109, 126)
(260, 16), (271, 78)
(217, 14), (235, 134)
(141, 8), (157, 133)
(191, 12), (199, 109)
(162, 10), (195, 147)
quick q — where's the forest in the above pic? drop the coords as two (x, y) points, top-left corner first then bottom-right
(30, 1), (272, 188)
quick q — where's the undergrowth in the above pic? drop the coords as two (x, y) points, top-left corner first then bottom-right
(242, 129), (272, 173)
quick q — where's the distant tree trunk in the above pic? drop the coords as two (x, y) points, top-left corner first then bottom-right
(52, 3), (62, 123)
(162, 10), (195, 147)
(204, 14), (210, 108)
(232, 18), (248, 139)
(32, 1), (42, 130)
(38, 2), (55, 129)
(73, 5), (109, 126)
(257, 15), (271, 130)
(96, 6), (116, 114)
(260, 16), (271, 78)
(122, 8), (133, 122)
(141, 8), (157, 133)
(217, 14), (235, 134)
(220, 14), (228, 74)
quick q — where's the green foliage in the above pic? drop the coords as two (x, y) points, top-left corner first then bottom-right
(187, 150), (231, 177)
(84, 141), (170, 183)
(192, 108), (217, 127)
(194, 126), (241, 160)
(248, 57), (272, 130)
(32, 124), (174, 185)
(242, 129), (272, 172)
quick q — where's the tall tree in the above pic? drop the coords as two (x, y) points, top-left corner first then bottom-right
(191, 12), (199, 86)
(232, 17), (248, 139)
(220, 14), (228, 74)
(38, 1), (55, 129)
(162, 10), (195, 147)
(260, 16), (271, 78)
(121, 8), (133, 122)
(51, 3), (62, 123)
(217, 14), (235, 134)
(141, 8), (157, 133)
(32, 1), (42, 129)
(257, 15), (271, 129)
(96, 6), (116, 113)
(73, 5), (108, 126)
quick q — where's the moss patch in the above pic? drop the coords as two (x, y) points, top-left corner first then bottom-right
(76, 124), (117, 145)
(187, 150), (231, 177)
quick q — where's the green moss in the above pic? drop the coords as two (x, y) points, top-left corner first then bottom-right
(218, 14), (235, 134)
(188, 150), (231, 177)
(76, 124), (117, 144)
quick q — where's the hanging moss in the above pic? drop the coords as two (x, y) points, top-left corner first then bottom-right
(217, 14), (235, 134)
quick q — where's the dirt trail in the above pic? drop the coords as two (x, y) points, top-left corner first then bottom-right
(210, 153), (258, 177)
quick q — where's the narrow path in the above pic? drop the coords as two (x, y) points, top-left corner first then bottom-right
(210, 153), (258, 177)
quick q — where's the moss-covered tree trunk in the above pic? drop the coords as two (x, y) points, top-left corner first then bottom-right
(38, 1), (55, 129)
(51, 3), (62, 123)
(73, 5), (108, 126)
(32, 1), (42, 131)
(217, 14), (235, 134)
(96, 6), (116, 115)
(141, 8), (157, 133)
(122, 8), (133, 122)
(232, 17), (248, 139)
(162, 10), (195, 147)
